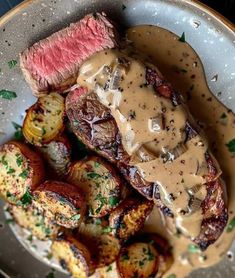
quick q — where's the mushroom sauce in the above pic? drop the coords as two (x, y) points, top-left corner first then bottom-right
(77, 25), (235, 278)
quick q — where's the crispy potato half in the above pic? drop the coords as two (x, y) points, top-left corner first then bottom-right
(146, 234), (173, 278)
(33, 181), (86, 228)
(0, 141), (45, 205)
(117, 241), (159, 278)
(67, 156), (123, 217)
(9, 204), (59, 240)
(109, 196), (154, 240)
(77, 218), (121, 268)
(23, 92), (65, 146)
(38, 134), (71, 178)
(51, 231), (94, 278)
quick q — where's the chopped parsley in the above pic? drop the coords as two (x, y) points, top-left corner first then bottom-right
(122, 4), (127, 10)
(6, 218), (14, 224)
(227, 217), (235, 233)
(8, 60), (17, 69)
(188, 244), (200, 253)
(94, 161), (100, 168)
(12, 121), (23, 140)
(226, 139), (235, 155)
(0, 89), (17, 100)
(145, 247), (155, 261)
(7, 167), (15, 174)
(121, 253), (130, 261)
(95, 194), (107, 214)
(42, 126), (46, 135)
(1, 155), (8, 167)
(120, 223), (126, 229)
(95, 218), (102, 225)
(178, 32), (186, 43)
(102, 226), (113, 234)
(46, 252), (53, 260)
(109, 196), (119, 207)
(19, 169), (29, 179)
(16, 154), (23, 166)
(220, 112), (227, 119)
(167, 274), (176, 278)
(70, 214), (81, 221)
(46, 269), (55, 278)
(21, 188), (33, 206)
(106, 265), (112, 272)
(27, 234), (33, 242)
(87, 172), (102, 179)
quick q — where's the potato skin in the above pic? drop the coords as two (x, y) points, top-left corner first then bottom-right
(38, 134), (72, 179)
(23, 92), (65, 146)
(51, 231), (94, 278)
(117, 241), (159, 278)
(33, 181), (86, 228)
(0, 141), (45, 205)
(109, 196), (154, 240)
(9, 204), (59, 240)
(67, 156), (123, 218)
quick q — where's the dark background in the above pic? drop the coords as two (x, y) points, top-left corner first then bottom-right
(0, 0), (235, 23)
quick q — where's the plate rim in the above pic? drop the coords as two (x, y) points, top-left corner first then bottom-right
(0, 0), (234, 32)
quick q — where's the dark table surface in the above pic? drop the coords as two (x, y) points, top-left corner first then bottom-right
(0, 0), (235, 23)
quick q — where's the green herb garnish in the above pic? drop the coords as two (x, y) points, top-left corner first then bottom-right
(227, 217), (235, 233)
(188, 244), (200, 253)
(220, 112), (227, 119)
(167, 274), (176, 278)
(178, 32), (186, 43)
(109, 196), (119, 207)
(226, 139), (235, 154)
(16, 154), (23, 167)
(145, 247), (155, 261)
(6, 218), (14, 224)
(70, 214), (81, 221)
(19, 169), (29, 179)
(94, 161), (100, 168)
(102, 226), (113, 234)
(7, 167), (15, 174)
(27, 234), (33, 242)
(106, 265), (112, 272)
(46, 269), (55, 278)
(95, 218), (102, 225)
(0, 90), (17, 100)
(46, 252), (53, 260)
(95, 194), (107, 214)
(21, 188), (33, 205)
(8, 60), (17, 69)
(12, 121), (23, 140)
(42, 126), (46, 135)
(87, 172), (102, 179)
(121, 253), (130, 261)
(120, 223), (126, 229)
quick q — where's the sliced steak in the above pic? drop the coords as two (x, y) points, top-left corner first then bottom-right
(66, 50), (228, 250)
(20, 13), (118, 96)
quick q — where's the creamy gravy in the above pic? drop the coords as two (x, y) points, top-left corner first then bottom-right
(79, 25), (235, 278)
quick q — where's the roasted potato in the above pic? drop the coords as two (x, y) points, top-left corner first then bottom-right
(33, 181), (86, 228)
(67, 156), (123, 217)
(9, 204), (59, 240)
(109, 196), (154, 240)
(0, 141), (45, 205)
(117, 241), (159, 278)
(37, 134), (71, 178)
(76, 218), (121, 268)
(142, 234), (173, 278)
(51, 231), (94, 278)
(23, 92), (65, 146)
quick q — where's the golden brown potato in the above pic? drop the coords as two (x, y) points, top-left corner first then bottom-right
(33, 181), (86, 228)
(117, 241), (159, 278)
(76, 218), (121, 268)
(51, 231), (94, 278)
(23, 92), (65, 146)
(37, 134), (71, 178)
(141, 234), (173, 278)
(67, 156), (123, 218)
(109, 196), (154, 240)
(0, 141), (45, 205)
(9, 204), (59, 240)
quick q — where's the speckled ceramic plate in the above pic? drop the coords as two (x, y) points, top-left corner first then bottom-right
(0, 0), (235, 277)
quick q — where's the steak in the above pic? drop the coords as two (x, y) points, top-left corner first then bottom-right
(66, 52), (228, 250)
(20, 13), (118, 96)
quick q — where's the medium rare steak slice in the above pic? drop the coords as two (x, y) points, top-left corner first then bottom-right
(66, 50), (228, 250)
(20, 13), (118, 96)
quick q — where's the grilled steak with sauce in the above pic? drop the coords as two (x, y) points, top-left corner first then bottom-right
(66, 49), (228, 250)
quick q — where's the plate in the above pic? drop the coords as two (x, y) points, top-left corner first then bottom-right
(0, 0), (234, 277)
